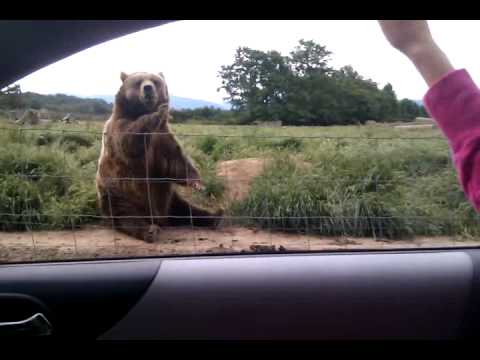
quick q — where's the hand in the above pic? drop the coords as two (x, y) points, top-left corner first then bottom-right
(378, 20), (454, 87)
(378, 20), (434, 57)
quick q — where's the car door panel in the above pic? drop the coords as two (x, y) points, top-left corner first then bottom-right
(99, 251), (473, 340)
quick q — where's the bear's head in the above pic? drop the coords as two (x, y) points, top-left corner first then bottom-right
(115, 72), (169, 118)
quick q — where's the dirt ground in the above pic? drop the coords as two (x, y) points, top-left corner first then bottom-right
(216, 156), (311, 202)
(1, 157), (478, 263)
(0, 225), (478, 263)
(216, 157), (270, 202)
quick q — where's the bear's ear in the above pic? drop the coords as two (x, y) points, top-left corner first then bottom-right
(158, 72), (165, 80)
(120, 72), (128, 82)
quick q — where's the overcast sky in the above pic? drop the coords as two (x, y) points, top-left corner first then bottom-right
(15, 20), (480, 104)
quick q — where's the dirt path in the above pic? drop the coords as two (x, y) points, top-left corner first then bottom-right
(1, 225), (478, 263)
(394, 124), (435, 129)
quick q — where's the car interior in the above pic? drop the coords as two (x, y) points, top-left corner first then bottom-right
(1, 20), (480, 340)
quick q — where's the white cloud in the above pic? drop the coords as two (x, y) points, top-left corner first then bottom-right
(16, 20), (480, 103)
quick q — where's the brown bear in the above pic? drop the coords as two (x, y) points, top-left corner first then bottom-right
(96, 71), (223, 243)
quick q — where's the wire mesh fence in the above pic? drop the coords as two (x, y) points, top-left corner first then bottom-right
(0, 123), (479, 262)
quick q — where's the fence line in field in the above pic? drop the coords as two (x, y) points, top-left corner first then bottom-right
(0, 126), (446, 141)
(0, 173), (451, 185)
(0, 125), (468, 261)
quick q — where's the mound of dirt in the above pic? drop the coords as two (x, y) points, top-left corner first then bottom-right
(215, 157), (311, 203)
(216, 158), (270, 202)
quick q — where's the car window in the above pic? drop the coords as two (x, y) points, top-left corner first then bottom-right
(1, 20), (479, 264)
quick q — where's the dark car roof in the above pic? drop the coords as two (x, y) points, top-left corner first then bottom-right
(0, 20), (174, 89)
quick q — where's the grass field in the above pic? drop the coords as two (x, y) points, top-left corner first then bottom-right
(0, 117), (478, 242)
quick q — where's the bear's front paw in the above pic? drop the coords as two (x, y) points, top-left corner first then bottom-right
(188, 179), (205, 192)
(211, 208), (225, 229)
(144, 224), (162, 243)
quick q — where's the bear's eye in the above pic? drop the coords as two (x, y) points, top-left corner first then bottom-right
(152, 80), (160, 87)
(135, 80), (142, 87)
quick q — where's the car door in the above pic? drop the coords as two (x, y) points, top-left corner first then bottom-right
(1, 249), (479, 339)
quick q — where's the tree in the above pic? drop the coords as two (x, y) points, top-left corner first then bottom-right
(30, 100), (42, 110)
(419, 105), (429, 117)
(218, 47), (292, 121)
(218, 40), (415, 126)
(399, 99), (421, 120)
(288, 39), (333, 77)
(331, 66), (383, 123)
(283, 72), (340, 125)
(378, 83), (399, 121)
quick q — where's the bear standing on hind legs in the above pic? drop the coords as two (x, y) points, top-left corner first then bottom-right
(96, 72), (223, 243)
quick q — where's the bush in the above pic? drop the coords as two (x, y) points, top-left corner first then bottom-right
(201, 173), (226, 200)
(231, 141), (475, 239)
(198, 135), (218, 155)
(196, 136), (238, 162)
(35, 133), (58, 146)
(264, 137), (303, 151)
(59, 133), (94, 152)
(0, 127), (98, 231)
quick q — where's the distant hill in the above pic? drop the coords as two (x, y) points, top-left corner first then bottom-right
(9, 91), (230, 120)
(170, 96), (231, 110)
(88, 94), (231, 110)
(21, 92), (112, 115)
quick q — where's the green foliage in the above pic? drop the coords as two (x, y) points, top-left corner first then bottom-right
(0, 120), (476, 241)
(231, 137), (476, 239)
(35, 133), (58, 146)
(218, 40), (426, 126)
(289, 39), (333, 77)
(0, 126), (99, 231)
(201, 173), (226, 200)
(265, 137), (303, 151)
(0, 89), (112, 116)
(219, 47), (292, 121)
(399, 98), (423, 120)
(59, 133), (94, 152)
(197, 135), (219, 155)
(196, 135), (239, 162)
(171, 108), (242, 124)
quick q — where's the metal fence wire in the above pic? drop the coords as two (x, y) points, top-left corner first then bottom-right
(0, 124), (478, 259)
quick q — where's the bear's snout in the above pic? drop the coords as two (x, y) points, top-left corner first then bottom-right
(143, 84), (154, 95)
(141, 80), (157, 102)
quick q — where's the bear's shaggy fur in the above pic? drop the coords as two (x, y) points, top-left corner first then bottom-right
(96, 72), (222, 243)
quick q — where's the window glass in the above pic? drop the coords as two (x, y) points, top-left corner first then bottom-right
(1, 20), (479, 263)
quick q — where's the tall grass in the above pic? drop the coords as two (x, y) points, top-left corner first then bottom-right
(231, 136), (478, 239)
(0, 120), (478, 239)
(0, 125), (99, 231)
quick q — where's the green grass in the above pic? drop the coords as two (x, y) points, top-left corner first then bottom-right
(0, 119), (477, 239)
(0, 123), (101, 231)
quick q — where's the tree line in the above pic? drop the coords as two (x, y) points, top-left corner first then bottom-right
(1, 41), (428, 126)
(217, 39), (428, 125)
(0, 86), (112, 116)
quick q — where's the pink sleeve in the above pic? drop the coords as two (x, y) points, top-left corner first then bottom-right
(424, 69), (480, 211)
